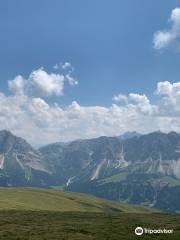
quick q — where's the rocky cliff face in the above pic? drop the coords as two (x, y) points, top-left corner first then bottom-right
(41, 131), (180, 183)
(0, 130), (52, 186)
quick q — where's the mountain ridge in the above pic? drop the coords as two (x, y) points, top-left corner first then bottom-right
(0, 130), (180, 212)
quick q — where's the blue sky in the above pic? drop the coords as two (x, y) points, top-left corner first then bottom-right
(0, 0), (179, 106)
(1, 0), (180, 145)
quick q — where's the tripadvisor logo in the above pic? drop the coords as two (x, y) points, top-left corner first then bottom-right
(135, 226), (174, 236)
(135, 227), (143, 236)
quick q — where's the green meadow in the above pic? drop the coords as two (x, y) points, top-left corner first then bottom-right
(0, 188), (179, 240)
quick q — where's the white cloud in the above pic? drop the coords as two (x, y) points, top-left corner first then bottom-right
(156, 81), (180, 116)
(129, 93), (150, 105)
(113, 93), (149, 105)
(113, 94), (128, 104)
(113, 93), (154, 115)
(8, 75), (25, 95)
(28, 68), (66, 96)
(2, 67), (180, 146)
(62, 62), (73, 70)
(153, 31), (176, 50)
(53, 62), (74, 71)
(153, 8), (180, 49)
(65, 74), (78, 86)
(8, 65), (77, 97)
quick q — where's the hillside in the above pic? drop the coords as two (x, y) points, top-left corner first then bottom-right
(0, 188), (179, 240)
(0, 187), (154, 213)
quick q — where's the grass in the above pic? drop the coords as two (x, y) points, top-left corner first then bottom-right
(0, 187), (155, 213)
(100, 172), (128, 184)
(50, 185), (65, 190)
(0, 211), (180, 240)
(160, 176), (180, 187)
(0, 188), (179, 239)
(100, 173), (180, 187)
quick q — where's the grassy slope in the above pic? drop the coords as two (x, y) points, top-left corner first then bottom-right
(100, 172), (128, 184)
(100, 172), (180, 186)
(0, 211), (180, 240)
(0, 188), (179, 239)
(0, 187), (154, 213)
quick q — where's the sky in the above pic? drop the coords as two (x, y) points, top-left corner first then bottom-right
(1, 0), (180, 146)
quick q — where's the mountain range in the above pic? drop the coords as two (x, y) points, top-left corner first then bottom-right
(0, 129), (180, 213)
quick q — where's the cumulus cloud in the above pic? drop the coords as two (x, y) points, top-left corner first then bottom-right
(8, 75), (25, 95)
(153, 8), (180, 49)
(113, 94), (128, 104)
(2, 66), (180, 146)
(113, 93), (155, 115)
(8, 65), (77, 97)
(156, 81), (180, 116)
(113, 93), (150, 105)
